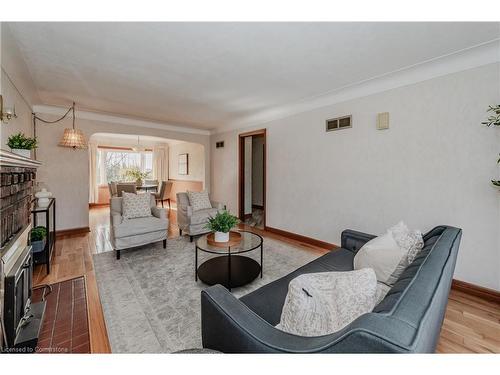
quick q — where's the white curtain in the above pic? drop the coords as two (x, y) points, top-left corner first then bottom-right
(88, 142), (99, 203)
(152, 144), (169, 182)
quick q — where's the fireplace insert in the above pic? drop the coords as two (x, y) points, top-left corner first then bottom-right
(3, 245), (33, 347)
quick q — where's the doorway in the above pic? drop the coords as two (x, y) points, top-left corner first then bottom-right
(238, 129), (266, 229)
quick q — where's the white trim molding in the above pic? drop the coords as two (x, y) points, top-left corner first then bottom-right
(31, 105), (211, 136)
(214, 38), (500, 134)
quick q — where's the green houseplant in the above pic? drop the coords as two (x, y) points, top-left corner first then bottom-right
(205, 210), (239, 242)
(123, 166), (150, 186)
(481, 104), (500, 187)
(7, 132), (38, 158)
(30, 226), (47, 253)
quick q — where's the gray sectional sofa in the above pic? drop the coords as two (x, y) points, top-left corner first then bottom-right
(201, 225), (462, 353)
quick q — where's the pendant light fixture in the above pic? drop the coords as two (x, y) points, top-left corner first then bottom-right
(58, 102), (87, 149)
(132, 135), (146, 152)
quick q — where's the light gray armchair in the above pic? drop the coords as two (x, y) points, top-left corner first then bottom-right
(110, 195), (169, 259)
(176, 192), (224, 242)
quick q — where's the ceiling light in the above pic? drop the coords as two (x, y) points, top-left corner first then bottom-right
(132, 136), (146, 152)
(58, 102), (87, 149)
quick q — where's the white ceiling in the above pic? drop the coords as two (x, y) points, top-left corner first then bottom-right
(6, 22), (500, 131)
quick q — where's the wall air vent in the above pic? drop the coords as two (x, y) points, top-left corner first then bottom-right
(326, 115), (352, 132)
(216, 141), (225, 148)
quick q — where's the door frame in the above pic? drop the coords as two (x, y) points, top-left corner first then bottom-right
(238, 129), (266, 227)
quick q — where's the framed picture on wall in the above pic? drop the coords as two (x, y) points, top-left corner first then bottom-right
(179, 153), (189, 175)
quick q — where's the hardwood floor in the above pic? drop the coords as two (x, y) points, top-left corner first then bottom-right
(34, 205), (500, 353)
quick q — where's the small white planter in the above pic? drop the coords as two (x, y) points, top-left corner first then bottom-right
(11, 149), (31, 158)
(215, 231), (230, 242)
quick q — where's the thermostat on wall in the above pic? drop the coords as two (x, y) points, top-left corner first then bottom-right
(377, 112), (389, 130)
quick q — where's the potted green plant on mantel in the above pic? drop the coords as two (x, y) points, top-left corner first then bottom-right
(30, 226), (47, 253)
(205, 210), (239, 242)
(124, 166), (150, 186)
(481, 104), (500, 187)
(7, 132), (37, 158)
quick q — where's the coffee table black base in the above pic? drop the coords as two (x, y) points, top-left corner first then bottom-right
(197, 255), (261, 289)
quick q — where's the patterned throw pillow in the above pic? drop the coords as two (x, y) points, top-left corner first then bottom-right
(388, 221), (424, 264)
(187, 190), (212, 211)
(276, 269), (377, 337)
(353, 231), (408, 287)
(122, 192), (152, 219)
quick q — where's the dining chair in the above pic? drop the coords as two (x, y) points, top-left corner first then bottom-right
(154, 181), (173, 209)
(145, 179), (158, 186)
(116, 183), (137, 197)
(108, 182), (118, 197)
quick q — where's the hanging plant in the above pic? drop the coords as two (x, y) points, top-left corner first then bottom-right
(481, 104), (500, 127)
(482, 105), (500, 187)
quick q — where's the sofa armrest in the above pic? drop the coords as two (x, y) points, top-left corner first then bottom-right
(151, 206), (167, 220)
(111, 213), (123, 226)
(341, 229), (377, 253)
(210, 200), (224, 210)
(201, 285), (412, 353)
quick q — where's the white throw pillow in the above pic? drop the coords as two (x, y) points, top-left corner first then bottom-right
(187, 190), (212, 211)
(353, 231), (408, 287)
(276, 269), (377, 337)
(122, 192), (152, 219)
(388, 221), (424, 264)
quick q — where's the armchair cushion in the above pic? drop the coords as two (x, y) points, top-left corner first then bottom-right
(187, 190), (212, 211)
(122, 192), (152, 219)
(190, 207), (219, 225)
(113, 216), (168, 238)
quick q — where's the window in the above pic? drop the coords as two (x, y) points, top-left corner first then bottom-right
(97, 149), (153, 184)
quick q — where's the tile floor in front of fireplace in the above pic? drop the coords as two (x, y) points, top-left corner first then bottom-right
(32, 277), (90, 353)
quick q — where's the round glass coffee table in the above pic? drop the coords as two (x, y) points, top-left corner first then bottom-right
(195, 231), (263, 291)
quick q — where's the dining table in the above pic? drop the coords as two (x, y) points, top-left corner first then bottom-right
(136, 184), (158, 192)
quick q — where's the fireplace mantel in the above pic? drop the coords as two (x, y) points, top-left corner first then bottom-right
(0, 149), (41, 168)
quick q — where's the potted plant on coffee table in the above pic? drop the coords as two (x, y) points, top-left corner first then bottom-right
(7, 132), (38, 158)
(30, 226), (47, 253)
(205, 210), (239, 242)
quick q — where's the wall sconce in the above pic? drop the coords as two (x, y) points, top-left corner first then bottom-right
(0, 95), (18, 124)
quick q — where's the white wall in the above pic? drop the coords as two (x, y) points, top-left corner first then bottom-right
(210, 63), (500, 291)
(1, 24), (37, 148)
(252, 135), (265, 207)
(34, 115), (210, 231)
(168, 141), (205, 183)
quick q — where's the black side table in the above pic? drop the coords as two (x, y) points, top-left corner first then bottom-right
(31, 198), (56, 274)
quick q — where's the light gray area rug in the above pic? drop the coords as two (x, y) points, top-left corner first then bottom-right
(93, 235), (320, 353)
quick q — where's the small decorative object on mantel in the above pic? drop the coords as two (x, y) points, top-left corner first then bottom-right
(35, 188), (52, 208)
(7, 132), (37, 158)
(205, 210), (240, 243)
(480, 104), (500, 187)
